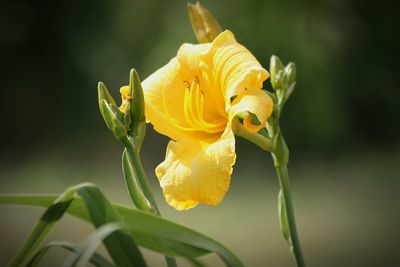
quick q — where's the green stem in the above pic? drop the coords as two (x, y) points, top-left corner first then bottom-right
(121, 137), (177, 267)
(232, 119), (273, 151)
(274, 162), (305, 267)
(122, 149), (154, 213)
(123, 141), (160, 214)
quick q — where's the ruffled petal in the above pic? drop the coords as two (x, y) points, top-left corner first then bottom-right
(143, 44), (228, 141)
(204, 30), (270, 110)
(142, 30), (269, 141)
(155, 127), (236, 210)
(142, 57), (218, 141)
(229, 89), (273, 132)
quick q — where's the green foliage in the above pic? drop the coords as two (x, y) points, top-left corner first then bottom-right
(25, 241), (114, 267)
(5, 183), (146, 267)
(0, 183), (244, 267)
(63, 223), (122, 267)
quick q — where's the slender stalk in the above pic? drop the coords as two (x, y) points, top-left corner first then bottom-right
(121, 137), (177, 267)
(274, 162), (305, 267)
(123, 141), (160, 214)
(232, 118), (273, 151)
(121, 149), (154, 213)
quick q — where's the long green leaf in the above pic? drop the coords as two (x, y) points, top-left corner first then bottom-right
(5, 183), (146, 267)
(1, 193), (244, 267)
(25, 241), (114, 267)
(74, 184), (147, 267)
(63, 223), (121, 267)
(7, 191), (75, 267)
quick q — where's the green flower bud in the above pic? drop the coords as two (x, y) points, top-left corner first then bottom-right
(129, 69), (145, 125)
(98, 82), (116, 112)
(187, 2), (222, 43)
(98, 82), (128, 140)
(275, 70), (286, 90)
(285, 62), (296, 85)
(100, 100), (128, 140)
(270, 55), (284, 90)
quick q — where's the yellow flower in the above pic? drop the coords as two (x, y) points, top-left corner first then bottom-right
(142, 30), (273, 210)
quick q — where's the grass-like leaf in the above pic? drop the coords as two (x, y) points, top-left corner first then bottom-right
(63, 223), (121, 267)
(1, 188), (244, 267)
(75, 184), (147, 266)
(5, 183), (146, 267)
(25, 241), (114, 267)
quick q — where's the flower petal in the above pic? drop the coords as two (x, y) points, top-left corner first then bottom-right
(206, 30), (270, 110)
(142, 45), (228, 141)
(155, 127), (236, 210)
(229, 89), (273, 132)
(143, 57), (211, 141)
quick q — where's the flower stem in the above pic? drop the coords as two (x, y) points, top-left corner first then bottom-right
(232, 118), (273, 151)
(121, 137), (177, 267)
(273, 154), (306, 267)
(123, 141), (160, 214)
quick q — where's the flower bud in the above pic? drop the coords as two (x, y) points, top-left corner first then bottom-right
(100, 100), (128, 140)
(98, 82), (128, 140)
(285, 62), (296, 85)
(98, 82), (116, 111)
(270, 55), (284, 89)
(187, 2), (222, 43)
(129, 69), (145, 125)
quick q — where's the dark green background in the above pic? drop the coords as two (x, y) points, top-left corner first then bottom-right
(1, 0), (399, 266)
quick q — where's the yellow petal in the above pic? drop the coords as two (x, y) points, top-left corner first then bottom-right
(205, 30), (269, 110)
(155, 127), (236, 210)
(229, 89), (273, 132)
(142, 50), (227, 141)
(119, 86), (131, 113)
(142, 58), (204, 141)
(120, 86), (130, 98)
(178, 30), (269, 112)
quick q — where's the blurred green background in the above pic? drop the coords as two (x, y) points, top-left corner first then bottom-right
(1, 0), (399, 266)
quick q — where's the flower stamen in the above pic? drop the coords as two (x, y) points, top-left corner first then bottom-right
(183, 79), (226, 134)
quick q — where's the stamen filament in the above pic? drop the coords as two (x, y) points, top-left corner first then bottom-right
(162, 77), (227, 135)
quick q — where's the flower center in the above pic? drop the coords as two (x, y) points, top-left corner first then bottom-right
(161, 77), (227, 135)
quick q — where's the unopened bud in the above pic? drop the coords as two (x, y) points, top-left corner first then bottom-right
(188, 2), (222, 43)
(98, 82), (116, 111)
(100, 100), (128, 140)
(98, 82), (128, 140)
(129, 69), (145, 124)
(285, 62), (296, 85)
(270, 55), (284, 90)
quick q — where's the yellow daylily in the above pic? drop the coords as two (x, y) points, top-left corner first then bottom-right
(141, 30), (273, 210)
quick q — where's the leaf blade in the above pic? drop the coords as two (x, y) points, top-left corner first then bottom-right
(63, 223), (122, 267)
(1, 194), (244, 267)
(2, 183), (147, 267)
(25, 241), (114, 267)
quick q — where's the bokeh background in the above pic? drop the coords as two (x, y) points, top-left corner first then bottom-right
(1, 0), (399, 266)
